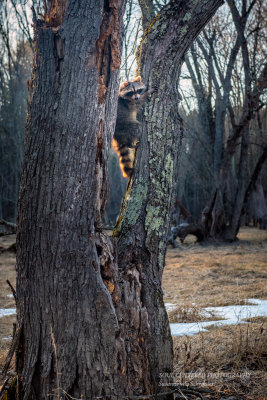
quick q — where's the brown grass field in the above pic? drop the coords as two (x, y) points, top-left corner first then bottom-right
(0, 227), (267, 399)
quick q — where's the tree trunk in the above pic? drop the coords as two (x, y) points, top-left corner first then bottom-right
(115, 0), (223, 394)
(16, 1), (128, 398)
(224, 125), (250, 240)
(226, 145), (267, 236)
(214, 100), (225, 174)
(248, 180), (267, 229)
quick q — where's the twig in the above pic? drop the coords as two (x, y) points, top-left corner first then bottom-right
(7, 279), (17, 303)
(31, 5), (37, 26)
(121, 384), (216, 400)
(0, 377), (10, 398)
(179, 385), (216, 394)
(51, 328), (60, 400)
(123, 388), (178, 399)
(181, 389), (205, 399)
(2, 320), (23, 378)
(61, 389), (84, 399)
(177, 387), (188, 399)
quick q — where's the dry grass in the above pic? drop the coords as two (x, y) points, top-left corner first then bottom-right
(167, 303), (221, 323)
(0, 235), (16, 310)
(0, 235), (16, 388)
(172, 322), (267, 398)
(163, 227), (267, 307)
(173, 322), (267, 373)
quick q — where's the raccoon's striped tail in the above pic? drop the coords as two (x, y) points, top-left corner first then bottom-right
(112, 139), (134, 178)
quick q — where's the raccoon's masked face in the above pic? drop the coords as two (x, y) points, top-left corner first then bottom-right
(120, 82), (146, 103)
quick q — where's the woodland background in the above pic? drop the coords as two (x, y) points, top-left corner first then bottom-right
(0, 0), (267, 234)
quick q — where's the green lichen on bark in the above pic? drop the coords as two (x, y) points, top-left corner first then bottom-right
(180, 25), (189, 36)
(125, 181), (148, 226)
(183, 12), (191, 21)
(145, 204), (164, 232)
(161, 153), (174, 184)
(114, 179), (148, 236)
(145, 134), (174, 267)
(136, 13), (160, 75)
(145, 153), (173, 266)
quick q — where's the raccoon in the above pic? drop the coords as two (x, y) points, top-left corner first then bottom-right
(113, 76), (154, 178)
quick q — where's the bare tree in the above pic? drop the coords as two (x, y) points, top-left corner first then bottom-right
(177, 0), (267, 241)
(0, 1), (32, 221)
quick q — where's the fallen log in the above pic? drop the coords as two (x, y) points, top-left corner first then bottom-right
(0, 219), (16, 236)
(168, 223), (205, 247)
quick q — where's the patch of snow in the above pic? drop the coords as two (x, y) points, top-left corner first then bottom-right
(170, 298), (267, 337)
(171, 320), (225, 336)
(165, 303), (177, 312)
(0, 308), (16, 318)
(2, 336), (12, 341)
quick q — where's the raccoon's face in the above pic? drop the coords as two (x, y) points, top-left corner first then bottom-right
(119, 82), (146, 103)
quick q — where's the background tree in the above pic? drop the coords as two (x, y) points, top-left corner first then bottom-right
(175, 0), (267, 241)
(0, 1), (32, 221)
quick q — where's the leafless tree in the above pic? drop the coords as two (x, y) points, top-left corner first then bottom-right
(177, 0), (267, 240)
(0, 1), (32, 221)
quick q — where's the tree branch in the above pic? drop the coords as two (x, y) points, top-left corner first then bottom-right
(243, 145), (267, 210)
(225, 62), (267, 161)
(138, 0), (156, 30)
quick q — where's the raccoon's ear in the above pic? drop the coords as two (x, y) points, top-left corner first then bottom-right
(134, 76), (142, 82)
(120, 81), (129, 89)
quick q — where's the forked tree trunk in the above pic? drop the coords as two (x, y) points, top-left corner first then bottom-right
(13, 0), (223, 399)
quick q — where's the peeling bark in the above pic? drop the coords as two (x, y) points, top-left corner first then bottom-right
(44, 0), (67, 28)
(96, 0), (121, 103)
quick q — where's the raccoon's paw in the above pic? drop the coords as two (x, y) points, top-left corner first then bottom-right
(148, 87), (157, 95)
(151, 83), (159, 93)
(132, 140), (140, 149)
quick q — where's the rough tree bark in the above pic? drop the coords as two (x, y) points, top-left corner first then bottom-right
(14, 1), (128, 398)
(10, 0), (223, 399)
(115, 0), (223, 395)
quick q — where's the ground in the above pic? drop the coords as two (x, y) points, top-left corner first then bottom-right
(0, 235), (16, 372)
(163, 227), (267, 399)
(0, 227), (266, 399)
